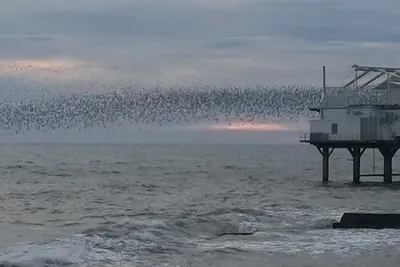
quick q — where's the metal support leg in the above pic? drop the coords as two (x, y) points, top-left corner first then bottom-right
(348, 148), (365, 184)
(384, 154), (392, 183)
(323, 148), (329, 183)
(379, 147), (398, 184)
(318, 147), (334, 183)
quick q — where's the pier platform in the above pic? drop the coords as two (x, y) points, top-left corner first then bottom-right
(300, 64), (400, 184)
(300, 133), (400, 184)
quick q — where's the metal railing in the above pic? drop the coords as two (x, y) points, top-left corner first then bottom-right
(300, 133), (310, 141)
(300, 132), (397, 142)
(328, 134), (360, 141)
(321, 94), (385, 108)
(319, 87), (386, 108)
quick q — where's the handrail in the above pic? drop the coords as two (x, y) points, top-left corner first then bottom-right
(320, 87), (386, 108)
(300, 132), (396, 142)
(300, 133), (309, 141)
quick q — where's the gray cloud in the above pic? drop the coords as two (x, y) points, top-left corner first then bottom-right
(2, 0), (399, 41)
(0, 34), (61, 59)
(258, 0), (400, 43)
(0, 0), (399, 88)
(204, 39), (253, 49)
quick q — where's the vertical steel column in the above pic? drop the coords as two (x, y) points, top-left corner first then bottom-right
(348, 148), (365, 184)
(322, 147), (329, 183)
(384, 153), (392, 183)
(319, 147), (334, 183)
(379, 147), (398, 184)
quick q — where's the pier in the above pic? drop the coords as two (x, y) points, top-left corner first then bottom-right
(300, 135), (400, 183)
(301, 65), (400, 184)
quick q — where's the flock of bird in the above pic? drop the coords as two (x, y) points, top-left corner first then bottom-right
(0, 62), (383, 135)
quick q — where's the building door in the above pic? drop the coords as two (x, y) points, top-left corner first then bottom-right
(360, 117), (377, 140)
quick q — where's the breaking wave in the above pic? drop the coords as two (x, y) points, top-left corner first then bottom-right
(1, 207), (398, 266)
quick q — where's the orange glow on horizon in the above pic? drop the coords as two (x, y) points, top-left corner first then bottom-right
(202, 122), (290, 132)
(0, 58), (84, 70)
(0, 58), (95, 82)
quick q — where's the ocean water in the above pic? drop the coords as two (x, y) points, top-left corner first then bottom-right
(0, 143), (399, 266)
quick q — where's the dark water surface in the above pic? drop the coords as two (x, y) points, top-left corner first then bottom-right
(0, 143), (399, 266)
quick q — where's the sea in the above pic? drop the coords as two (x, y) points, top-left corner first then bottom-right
(0, 142), (400, 266)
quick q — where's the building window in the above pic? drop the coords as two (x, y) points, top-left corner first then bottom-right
(331, 123), (338, 135)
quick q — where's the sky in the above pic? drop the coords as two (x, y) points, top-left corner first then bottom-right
(0, 0), (399, 143)
(1, 0), (400, 90)
(0, 123), (305, 144)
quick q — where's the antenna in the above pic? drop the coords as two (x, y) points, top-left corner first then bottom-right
(321, 66), (326, 118)
(323, 66), (326, 93)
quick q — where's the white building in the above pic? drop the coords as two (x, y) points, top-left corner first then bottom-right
(307, 65), (400, 142)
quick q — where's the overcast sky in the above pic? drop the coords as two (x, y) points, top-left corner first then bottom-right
(1, 0), (400, 90)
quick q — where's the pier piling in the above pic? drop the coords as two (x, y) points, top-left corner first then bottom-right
(310, 143), (399, 184)
(379, 147), (398, 183)
(348, 148), (365, 184)
(318, 147), (334, 183)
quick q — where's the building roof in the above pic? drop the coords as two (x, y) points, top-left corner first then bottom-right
(373, 77), (400, 91)
(344, 65), (400, 90)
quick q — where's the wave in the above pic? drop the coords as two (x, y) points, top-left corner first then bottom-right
(1, 208), (399, 266)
